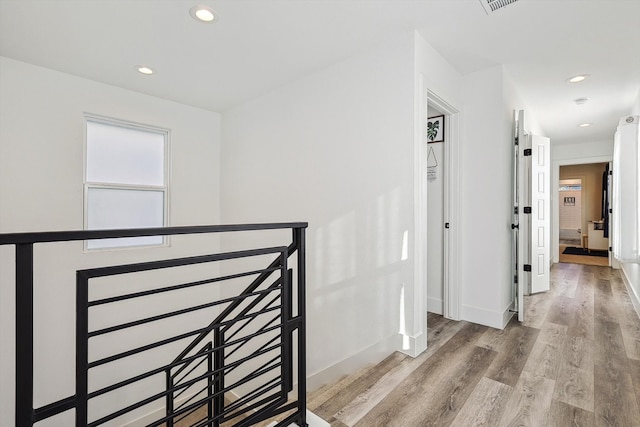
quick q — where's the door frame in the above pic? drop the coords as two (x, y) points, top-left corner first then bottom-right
(552, 156), (613, 264)
(427, 90), (461, 320)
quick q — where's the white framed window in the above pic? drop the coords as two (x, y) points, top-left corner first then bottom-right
(84, 114), (169, 250)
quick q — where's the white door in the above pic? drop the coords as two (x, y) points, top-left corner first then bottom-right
(529, 134), (551, 294)
(515, 111), (551, 321)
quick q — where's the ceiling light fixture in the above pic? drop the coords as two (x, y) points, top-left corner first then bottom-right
(136, 66), (154, 75)
(567, 74), (589, 83)
(578, 123), (592, 127)
(190, 5), (217, 23)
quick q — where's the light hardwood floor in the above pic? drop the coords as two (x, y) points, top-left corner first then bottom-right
(307, 263), (640, 426)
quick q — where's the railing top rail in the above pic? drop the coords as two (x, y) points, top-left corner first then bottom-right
(0, 222), (308, 245)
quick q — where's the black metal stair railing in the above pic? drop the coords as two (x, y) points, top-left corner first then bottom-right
(0, 223), (308, 427)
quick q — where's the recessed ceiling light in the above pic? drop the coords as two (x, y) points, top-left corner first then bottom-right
(567, 74), (589, 83)
(574, 97), (589, 105)
(190, 5), (217, 23)
(578, 123), (592, 127)
(136, 66), (154, 75)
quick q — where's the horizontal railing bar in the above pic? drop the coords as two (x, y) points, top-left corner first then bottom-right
(197, 375), (284, 426)
(171, 342), (211, 382)
(89, 285), (282, 338)
(220, 274), (283, 335)
(232, 392), (288, 427)
(218, 322), (283, 357)
(229, 354), (282, 390)
(263, 402), (301, 427)
(168, 351), (281, 412)
(89, 336), (282, 402)
(227, 355), (281, 394)
(0, 222), (308, 245)
(226, 333), (281, 377)
(173, 245), (292, 363)
(174, 383), (209, 411)
(116, 361), (283, 427)
(80, 246), (285, 278)
(88, 305), (282, 369)
(225, 312), (281, 361)
(173, 407), (202, 427)
(172, 359), (209, 401)
(90, 355), (277, 427)
(225, 292), (281, 343)
(219, 361), (282, 406)
(89, 342), (214, 400)
(220, 379), (282, 424)
(89, 266), (280, 306)
(33, 395), (76, 422)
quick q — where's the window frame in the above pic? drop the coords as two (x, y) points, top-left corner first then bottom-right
(83, 113), (170, 251)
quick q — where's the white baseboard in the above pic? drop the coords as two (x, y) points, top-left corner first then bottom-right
(461, 304), (509, 329)
(427, 297), (443, 315)
(398, 330), (427, 358)
(307, 333), (399, 392)
(620, 264), (640, 320)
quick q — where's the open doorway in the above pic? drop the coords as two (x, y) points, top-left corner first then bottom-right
(426, 104), (445, 315)
(558, 178), (583, 246)
(557, 163), (610, 266)
(425, 92), (460, 320)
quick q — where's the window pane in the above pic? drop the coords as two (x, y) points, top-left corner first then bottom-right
(87, 188), (164, 249)
(87, 120), (165, 186)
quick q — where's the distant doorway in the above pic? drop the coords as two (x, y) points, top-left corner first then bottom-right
(556, 162), (610, 267)
(559, 178), (583, 246)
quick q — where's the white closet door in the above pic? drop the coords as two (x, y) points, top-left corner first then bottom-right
(530, 134), (550, 294)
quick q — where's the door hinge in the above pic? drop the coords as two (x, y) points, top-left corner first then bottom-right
(609, 170), (613, 176)
(514, 207), (518, 215)
(523, 148), (532, 156)
(523, 264), (532, 272)
(609, 246), (612, 252)
(523, 206), (532, 214)
(445, 222), (450, 229)
(609, 209), (613, 214)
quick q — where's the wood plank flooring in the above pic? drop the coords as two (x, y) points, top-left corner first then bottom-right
(308, 263), (640, 426)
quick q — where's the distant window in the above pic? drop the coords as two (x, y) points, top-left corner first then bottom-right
(84, 116), (168, 249)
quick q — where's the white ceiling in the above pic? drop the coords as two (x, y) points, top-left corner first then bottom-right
(1, 0), (639, 145)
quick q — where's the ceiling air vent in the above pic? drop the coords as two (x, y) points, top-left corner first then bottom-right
(478, 0), (519, 14)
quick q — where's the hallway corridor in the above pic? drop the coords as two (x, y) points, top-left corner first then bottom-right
(306, 264), (640, 426)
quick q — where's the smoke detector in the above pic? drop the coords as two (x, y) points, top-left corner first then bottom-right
(478, 0), (519, 14)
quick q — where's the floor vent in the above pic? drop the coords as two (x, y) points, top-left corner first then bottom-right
(478, 0), (519, 14)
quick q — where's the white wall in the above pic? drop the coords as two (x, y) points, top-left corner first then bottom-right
(620, 89), (640, 315)
(0, 57), (222, 426)
(221, 31), (424, 389)
(458, 66), (543, 328)
(460, 66), (508, 328)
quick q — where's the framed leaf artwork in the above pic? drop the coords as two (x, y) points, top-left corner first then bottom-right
(427, 115), (444, 143)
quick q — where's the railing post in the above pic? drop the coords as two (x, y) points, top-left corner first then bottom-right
(166, 370), (174, 427)
(294, 227), (308, 427)
(76, 272), (89, 427)
(15, 243), (34, 427)
(207, 342), (213, 426)
(213, 328), (223, 427)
